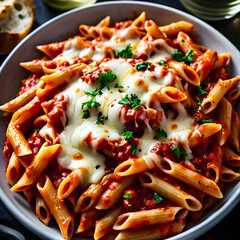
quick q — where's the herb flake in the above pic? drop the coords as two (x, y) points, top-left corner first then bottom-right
(123, 192), (132, 199)
(123, 127), (134, 141)
(153, 128), (167, 139)
(171, 49), (194, 64)
(154, 192), (163, 203)
(171, 146), (188, 159)
(136, 62), (151, 71)
(116, 44), (134, 58)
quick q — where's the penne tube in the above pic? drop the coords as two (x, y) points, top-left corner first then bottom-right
(37, 175), (74, 240)
(223, 144), (240, 167)
(20, 59), (46, 74)
(145, 20), (165, 39)
(6, 122), (32, 157)
(94, 206), (123, 240)
(114, 153), (160, 176)
(96, 16), (111, 27)
(96, 175), (137, 210)
(115, 220), (186, 240)
(0, 81), (44, 112)
(131, 12), (146, 29)
(75, 207), (101, 233)
(35, 191), (52, 225)
(64, 190), (78, 214)
(11, 143), (61, 192)
(229, 110), (240, 152)
(220, 165), (240, 183)
(226, 88), (240, 102)
(113, 206), (188, 230)
(159, 21), (194, 38)
(139, 172), (202, 211)
(158, 158), (223, 198)
(177, 31), (201, 55)
(213, 53), (231, 70)
(57, 168), (85, 199)
(189, 123), (222, 148)
(217, 98), (232, 145)
(75, 173), (112, 213)
(167, 59), (200, 86)
(6, 152), (24, 186)
(149, 86), (187, 103)
(201, 79), (233, 114)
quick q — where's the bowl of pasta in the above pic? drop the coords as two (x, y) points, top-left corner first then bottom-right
(0, 1), (239, 240)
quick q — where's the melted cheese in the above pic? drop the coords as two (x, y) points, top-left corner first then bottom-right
(58, 58), (194, 186)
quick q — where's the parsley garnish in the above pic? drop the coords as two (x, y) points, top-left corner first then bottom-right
(128, 203), (132, 207)
(136, 62), (151, 71)
(153, 128), (167, 139)
(98, 71), (117, 90)
(119, 94), (141, 110)
(114, 84), (124, 88)
(196, 86), (207, 96)
(82, 109), (90, 119)
(159, 60), (168, 67)
(123, 192), (132, 199)
(85, 88), (103, 97)
(195, 119), (213, 124)
(195, 167), (201, 173)
(181, 39), (185, 43)
(129, 143), (137, 155)
(171, 49), (194, 64)
(154, 192), (163, 203)
(35, 129), (40, 133)
(116, 44), (134, 58)
(96, 112), (108, 125)
(123, 127), (134, 141)
(197, 97), (203, 110)
(171, 146), (188, 159)
(82, 99), (100, 109)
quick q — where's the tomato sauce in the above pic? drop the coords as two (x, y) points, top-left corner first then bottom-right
(18, 74), (41, 96)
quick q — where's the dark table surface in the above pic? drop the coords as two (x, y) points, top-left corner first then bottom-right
(0, 0), (239, 240)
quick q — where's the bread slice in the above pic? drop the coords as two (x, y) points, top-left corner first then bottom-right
(0, 0), (35, 55)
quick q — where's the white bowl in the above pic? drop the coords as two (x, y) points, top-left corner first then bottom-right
(0, 1), (239, 240)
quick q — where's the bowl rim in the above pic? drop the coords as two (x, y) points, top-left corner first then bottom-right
(0, 1), (240, 240)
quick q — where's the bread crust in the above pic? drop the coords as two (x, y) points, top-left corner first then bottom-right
(0, 0), (35, 55)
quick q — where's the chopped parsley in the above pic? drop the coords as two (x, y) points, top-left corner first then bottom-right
(116, 44), (134, 58)
(119, 94), (141, 110)
(98, 71), (117, 90)
(84, 88), (103, 98)
(123, 127), (134, 141)
(82, 109), (90, 119)
(171, 49), (194, 64)
(96, 112), (108, 125)
(128, 203), (132, 207)
(159, 60), (168, 67)
(153, 128), (167, 139)
(197, 97), (203, 110)
(123, 192), (132, 199)
(195, 168), (202, 173)
(195, 119), (213, 124)
(181, 39), (185, 42)
(154, 192), (163, 203)
(114, 83), (124, 88)
(136, 62), (151, 71)
(171, 146), (188, 159)
(129, 143), (137, 155)
(82, 99), (100, 109)
(196, 86), (207, 96)
(35, 129), (40, 133)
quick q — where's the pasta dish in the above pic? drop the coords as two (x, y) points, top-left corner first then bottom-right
(1, 12), (240, 240)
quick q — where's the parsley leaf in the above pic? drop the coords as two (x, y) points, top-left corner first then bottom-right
(82, 109), (90, 119)
(98, 71), (117, 90)
(171, 49), (194, 64)
(84, 88), (103, 97)
(82, 99), (100, 109)
(159, 60), (168, 67)
(35, 129), (40, 133)
(195, 119), (213, 124)
(128, 203), (132, 207)
(195, 167), (202, 173)
(123, 192), (132, 199)
(171, 146), (188, 159)
(129, 143), (137, 155)
(114, 84), (124, 88)
(119, 94), (141, 110)
(197, 97), (203, 110)
(153, 128), (167, 139)
(154, 192), (163, 203)
(136, 62), (151, 71)
(96, 112), (108, 125)
(123, 127), (134, 141)
(196, 86), (207, 96)
(116, 44), (134, 58)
